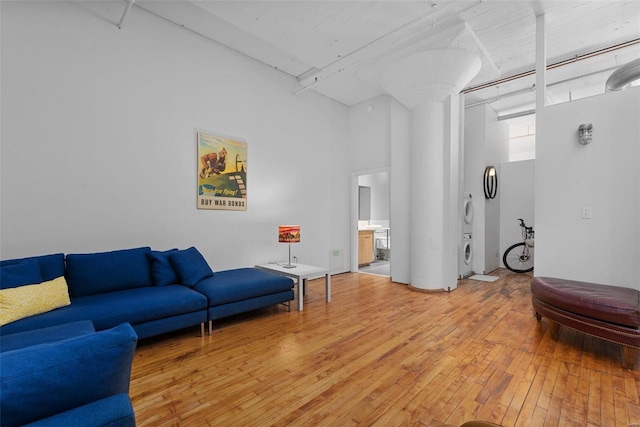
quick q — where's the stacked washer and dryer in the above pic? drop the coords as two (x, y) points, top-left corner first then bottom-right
(459, 193), (474, 278)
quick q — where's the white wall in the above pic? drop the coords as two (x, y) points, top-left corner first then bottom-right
(349, 95), (411, 283)
(349, 96), (391, 172)
(389, 98), (411, 284)
(0, 2), (351, 272)
(464, 104), (509, 274)
(499, 160), (535, 267)
(484, 108), (509, 272)
(536, 88), (640, 289)
(358, 172), (389, 223)
(464, 105), (487, 273)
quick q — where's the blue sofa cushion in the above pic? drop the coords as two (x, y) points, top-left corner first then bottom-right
(0, 286), (207, 335)
(66, 247), (153, 297)
(194, 268), (294, 306)
(23, 393), (135, 427)
(1, 254), (65, 284)
(170, 247), (213, 287)
(0, 321), (95, 353)
(0, 260), (42, 289)
(0, 322), (137, 427)
(147, 249), (179, 286)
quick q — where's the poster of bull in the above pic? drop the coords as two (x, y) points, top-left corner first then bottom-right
(197, 131), (247, 211)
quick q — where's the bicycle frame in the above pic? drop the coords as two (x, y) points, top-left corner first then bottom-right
(519, 219), (535, 248)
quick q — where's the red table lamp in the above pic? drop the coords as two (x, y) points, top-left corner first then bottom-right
(278, 225), (300, 268)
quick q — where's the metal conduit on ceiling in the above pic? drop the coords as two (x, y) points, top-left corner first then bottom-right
(462, 38), (640, 95)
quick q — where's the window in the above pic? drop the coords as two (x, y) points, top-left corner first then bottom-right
(505, 114), (535, 162)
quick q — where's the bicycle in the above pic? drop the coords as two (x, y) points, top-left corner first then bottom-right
(503, 218), (534, 273)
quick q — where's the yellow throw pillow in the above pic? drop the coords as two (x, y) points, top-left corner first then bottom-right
(0, 276), (71, 326)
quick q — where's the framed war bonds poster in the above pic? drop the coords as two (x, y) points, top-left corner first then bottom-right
(197, 131), (247, 211)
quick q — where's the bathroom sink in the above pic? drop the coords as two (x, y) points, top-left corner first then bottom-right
(359, 225), (383, 230)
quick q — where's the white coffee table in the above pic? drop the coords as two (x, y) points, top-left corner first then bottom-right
(255, 263), (331, 311)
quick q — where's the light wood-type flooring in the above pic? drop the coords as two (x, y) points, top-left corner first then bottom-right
(130, 269), (640, 426)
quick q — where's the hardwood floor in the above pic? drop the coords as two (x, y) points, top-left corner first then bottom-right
(129, 269), (640, 426)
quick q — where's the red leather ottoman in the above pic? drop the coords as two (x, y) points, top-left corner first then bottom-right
(531, 277), (640, 370)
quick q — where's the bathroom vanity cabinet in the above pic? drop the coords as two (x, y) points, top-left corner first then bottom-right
(358, 230), (374, 266)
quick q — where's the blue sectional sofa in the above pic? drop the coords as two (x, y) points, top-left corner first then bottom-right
(0, 246), (294, 425)
(0, 246), (295, 339)
(0, 247), (207, 338)
(0, 321), (138, 427)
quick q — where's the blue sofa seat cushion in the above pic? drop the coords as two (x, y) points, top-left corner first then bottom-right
(194, 268), (294, 306)
(0, 286), (207, 335)
(0, 323), (137, 427)
(66, 247), (153, 297)
(0, 253), (65, 285)
(23, 393), (135, 427)
(72, 286), (208, 330)
(0, 321), (95, 353)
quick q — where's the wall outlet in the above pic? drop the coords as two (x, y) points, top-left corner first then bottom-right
(582, 207), (592, 219)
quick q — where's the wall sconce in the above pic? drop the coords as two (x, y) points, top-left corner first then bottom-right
(484, 166), (497, 199)
(578, 123), (593, 145)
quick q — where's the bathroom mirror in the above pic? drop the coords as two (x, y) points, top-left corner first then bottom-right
(358, 186), (371, 220)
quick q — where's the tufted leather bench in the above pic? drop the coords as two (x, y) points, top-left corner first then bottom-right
(531, 277), (640, 370)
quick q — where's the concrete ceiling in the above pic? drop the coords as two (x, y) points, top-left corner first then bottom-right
(134, 0), (640, 116)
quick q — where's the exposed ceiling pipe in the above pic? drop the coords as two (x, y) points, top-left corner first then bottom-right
(292, 78), (318, 96)
(465, 85), (535, 109)
(497, 110), (536, 121)
(118, 0), (135, 29)
(466, 64), (622, 109)
(606, 57), (640, 91)
(135, 4), (291, 77)
(462, 38), (640, 94)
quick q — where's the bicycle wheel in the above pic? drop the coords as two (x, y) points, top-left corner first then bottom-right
(503, 242), (534, 273)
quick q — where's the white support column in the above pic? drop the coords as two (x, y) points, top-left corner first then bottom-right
(445, 94), (462, 290)
(410, 101), (446, 290)
(378, 48), (480, 291)
(536, 13), (546, 112)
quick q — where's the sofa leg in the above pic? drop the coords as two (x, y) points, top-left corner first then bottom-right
(622, 346), (639, 371)
(208, 320), (213, 336)
(200, 322), (205, 337)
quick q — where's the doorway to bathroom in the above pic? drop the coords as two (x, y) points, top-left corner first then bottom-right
(353, 170), (390, 277)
